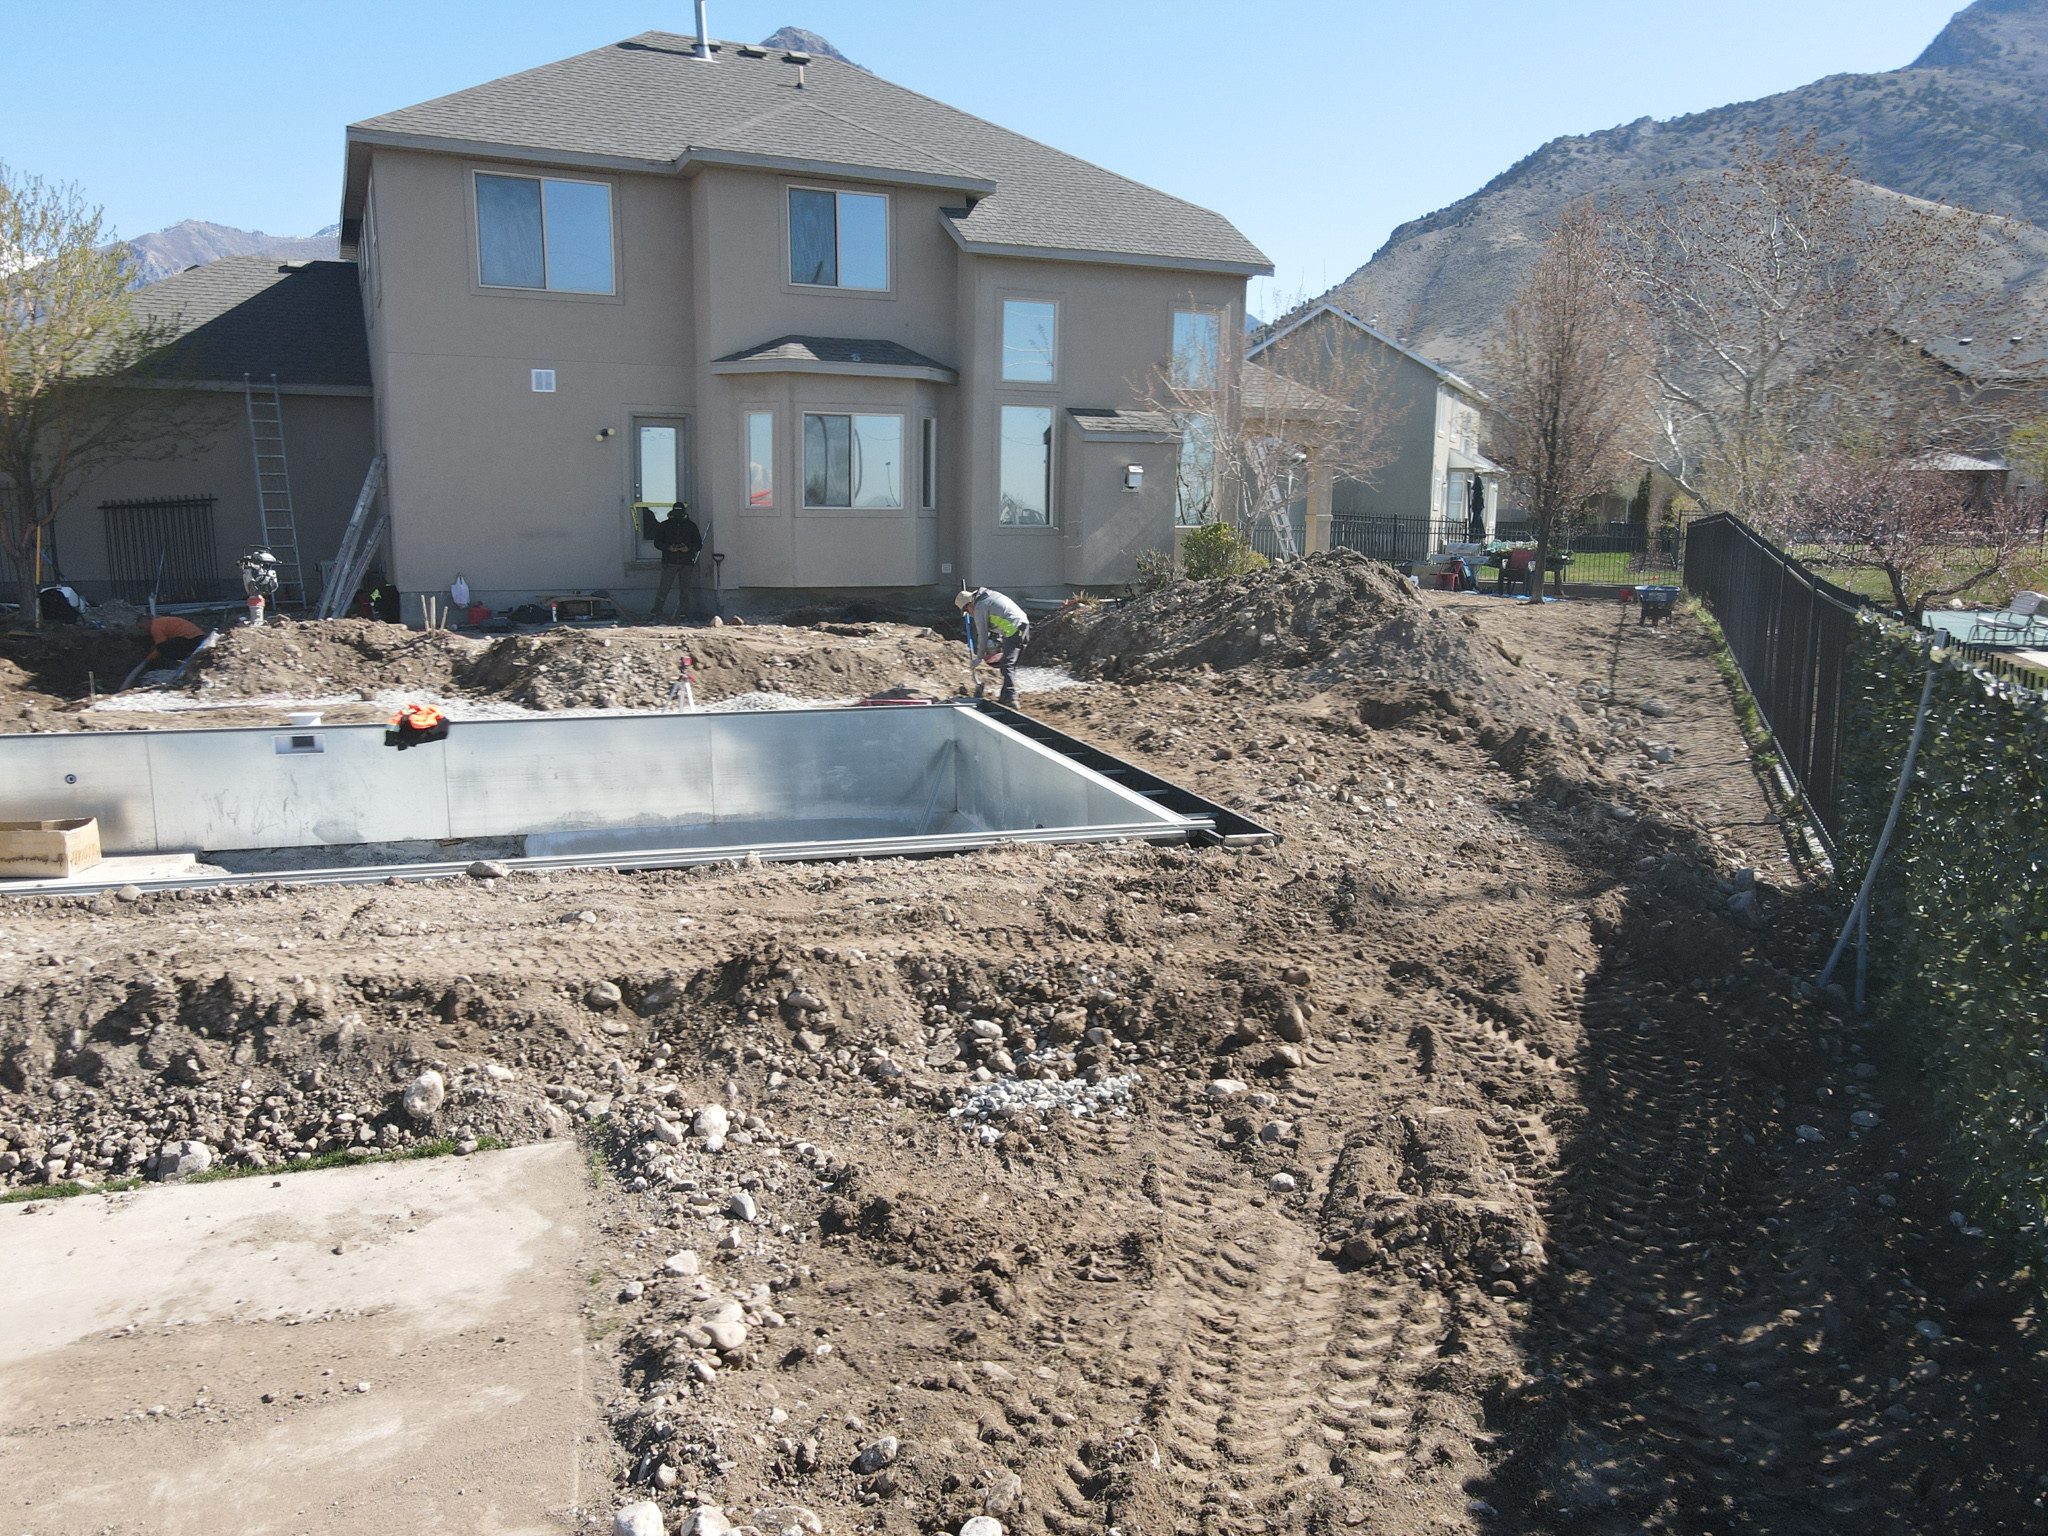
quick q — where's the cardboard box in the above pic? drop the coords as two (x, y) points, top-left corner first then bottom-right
(0, 818), (103, 878)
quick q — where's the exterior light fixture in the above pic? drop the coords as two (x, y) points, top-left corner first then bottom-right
(1123, 464), (1144, 491)
(595, 426), (616, 441)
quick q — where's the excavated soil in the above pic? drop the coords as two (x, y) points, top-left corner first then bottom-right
(2, 585), (2044, 1536)
(0, 615), (968, 730)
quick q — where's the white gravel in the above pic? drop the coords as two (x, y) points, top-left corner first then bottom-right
(949, 1072), (1136, 1126)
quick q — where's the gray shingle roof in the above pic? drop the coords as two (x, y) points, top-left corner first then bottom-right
(1067, 406), (1181, 440)
(130, 257), (370, 390)
(349, 33), (1269, 274)
(714, 335), (948, 369)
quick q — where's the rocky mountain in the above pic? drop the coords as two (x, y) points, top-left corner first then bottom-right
(125, 220), (340, 286)
(757, 26), (862, 69)
(1323, 0), (2048, 376)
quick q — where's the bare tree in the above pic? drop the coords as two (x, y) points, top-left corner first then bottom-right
(1482, 198), (1653, 608)
(1136, 296), (1404, 561)
(1606, 131), (2017, 514)
(1760, 442), (2040, 620)
(1, 164), (191, 626)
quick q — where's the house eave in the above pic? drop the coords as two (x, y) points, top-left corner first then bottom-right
(941, 216), (1272, 277)
(341, 127), (997, 201)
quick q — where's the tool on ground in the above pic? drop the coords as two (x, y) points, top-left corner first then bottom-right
(961, 608), (983, 698)
(239, 546), (281, 628)
(668, 652), (698, 712)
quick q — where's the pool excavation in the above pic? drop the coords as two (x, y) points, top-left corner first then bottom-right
(0, 700), (1271, 894)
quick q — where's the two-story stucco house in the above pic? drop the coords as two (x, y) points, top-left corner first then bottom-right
(336, 30), (1270, 615)
(1248, 304), (1503, 561)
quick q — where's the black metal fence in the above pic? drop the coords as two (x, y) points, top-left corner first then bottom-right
(100, 495), (234, 604)
(1683, 513), (1865, 854)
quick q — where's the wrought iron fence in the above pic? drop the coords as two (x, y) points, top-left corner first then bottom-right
(100, 496), (232, 604)
(1683, 512), (1866, 854)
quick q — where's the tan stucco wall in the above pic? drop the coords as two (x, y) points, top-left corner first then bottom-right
(360, 145), (1247, 606)
(46, 387), (374, 604)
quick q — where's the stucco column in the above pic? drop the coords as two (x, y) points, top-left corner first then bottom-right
(1305, 457), (1333, 554)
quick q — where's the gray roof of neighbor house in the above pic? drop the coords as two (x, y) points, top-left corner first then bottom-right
(129, 257), (371, 392)
(1250, 304), (1488, 402)
(342, 33), (1270, 276)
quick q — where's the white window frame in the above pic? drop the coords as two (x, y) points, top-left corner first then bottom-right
(744, 410), (776, 511)
(784, 185), (892, 295)
(919, 416), (938, 513)
(999, 297), (1061, 385)
(801, 411), (907, 512)
(995, 402), (1056, 531)
(470, 168), (620, 299)
(1170, 307), (1223, 391)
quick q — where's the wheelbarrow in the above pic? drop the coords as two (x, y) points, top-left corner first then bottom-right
(1627, 585), (1679, 626)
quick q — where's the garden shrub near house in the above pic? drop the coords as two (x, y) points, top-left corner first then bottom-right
(1181, 522), (1268, 581)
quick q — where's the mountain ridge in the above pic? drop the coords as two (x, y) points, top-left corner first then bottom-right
(1323, 0), (2048, 375)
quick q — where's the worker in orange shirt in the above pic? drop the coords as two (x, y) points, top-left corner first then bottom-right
(137, 615), (208, 668)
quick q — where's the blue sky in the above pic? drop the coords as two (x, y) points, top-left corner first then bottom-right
(3, 0), (1971, 312)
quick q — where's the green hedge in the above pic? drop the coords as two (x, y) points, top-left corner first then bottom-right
(1837, 614), (2048, 1261)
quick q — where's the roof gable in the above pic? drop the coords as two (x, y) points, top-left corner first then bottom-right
(1251, 304), (1486, 402)
(346, 32), (1269, 275)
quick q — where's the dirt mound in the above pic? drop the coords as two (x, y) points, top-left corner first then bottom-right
(1031, 549), (1543, 725)
(180, 617), (480, 697)
(161, 617), (966, 710)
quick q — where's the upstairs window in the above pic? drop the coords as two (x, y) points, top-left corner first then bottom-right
(1001, 300), (1058, 382)
(1171, 309), (1220, 389)
(476, 173), (614, 293)
(789, 188), (888, 290)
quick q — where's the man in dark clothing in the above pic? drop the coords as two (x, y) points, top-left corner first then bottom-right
(646, 503), (703, 623)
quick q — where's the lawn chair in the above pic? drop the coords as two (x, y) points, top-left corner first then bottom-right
(1968, 590), (2047, 645)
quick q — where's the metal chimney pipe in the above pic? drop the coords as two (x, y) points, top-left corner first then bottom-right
(694, 0), (711, 59)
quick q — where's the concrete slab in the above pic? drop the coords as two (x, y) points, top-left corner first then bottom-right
(0, 851), (207, 893)
(0, 1143), (597, 1535)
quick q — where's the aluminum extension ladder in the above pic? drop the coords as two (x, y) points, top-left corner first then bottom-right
(243, 375), (306, 603)
(317, 454), (388, 620)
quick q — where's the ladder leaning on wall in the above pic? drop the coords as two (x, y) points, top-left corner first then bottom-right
(243, 375), (307, 604)
(317, 454), (388, 620)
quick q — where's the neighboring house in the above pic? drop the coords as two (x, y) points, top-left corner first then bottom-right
(1247, 304), (1503, 559)
(338, 30), (1272, 613)
(41, 257), (374, 606)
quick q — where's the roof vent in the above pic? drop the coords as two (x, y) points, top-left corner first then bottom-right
(692, 0), (713, 60)
(736, 43), (767, 58)
(783, 49), (811, 87)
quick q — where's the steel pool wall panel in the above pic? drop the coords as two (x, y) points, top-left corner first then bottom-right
(144, 725), (452, 850)
(0, 706), (1194, 862)
(443, 715), (719, 839)
(0, 732), (159, 852)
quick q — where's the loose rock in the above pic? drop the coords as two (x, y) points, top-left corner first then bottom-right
(467, 860), (511, 880)
(853, 1435), (899, 1473)
(613, 1502), (667, 1536)
(586, 981), (624, 1011)
(403, 1070), (446, 1120)
(154, 1139), (212, 1180)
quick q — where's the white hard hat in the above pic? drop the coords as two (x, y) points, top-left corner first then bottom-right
(953, 589), (973, 610)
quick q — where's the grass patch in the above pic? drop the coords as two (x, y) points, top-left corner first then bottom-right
(1, 1134), (508, 1206)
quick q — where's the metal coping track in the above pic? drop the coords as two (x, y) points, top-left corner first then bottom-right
(972, 699), (1280, 846)
(5, 819), (1207, 899)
